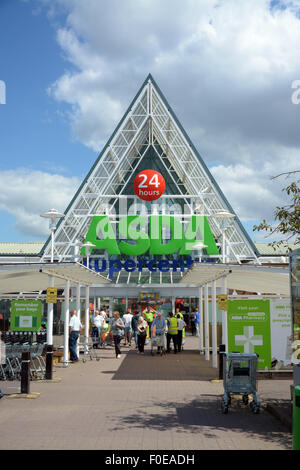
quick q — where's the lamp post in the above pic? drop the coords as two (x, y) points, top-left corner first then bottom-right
(213, 210), (235, 263)
(192, 242), (208, 263)
(40, 209), (65, 351)
(40, 208), (65, 263)
(81, 241), (96, 269)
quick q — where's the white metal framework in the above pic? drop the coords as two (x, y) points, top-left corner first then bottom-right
(40, 75), (259, 282)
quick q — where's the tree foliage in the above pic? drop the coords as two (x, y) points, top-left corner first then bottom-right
(253, 173), (300, 249)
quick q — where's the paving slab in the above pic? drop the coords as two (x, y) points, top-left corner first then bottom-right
(0, 336), (292, 450)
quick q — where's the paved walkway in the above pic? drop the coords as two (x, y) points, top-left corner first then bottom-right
(0, 336), (292, 450)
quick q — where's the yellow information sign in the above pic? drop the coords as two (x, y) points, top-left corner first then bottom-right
(217, 294), (228, 310)
(46, 287), (58, 304)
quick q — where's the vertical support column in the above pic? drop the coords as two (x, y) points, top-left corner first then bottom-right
(47, 275), (54, 346)
(85, 285), (90, 354)
(199, 287), (203, 354)
(172, 297), (175, 313)
(64, 280), (70, 367)
(204, 283), (210, 361)
(76, 283), (81, 358)
(211, 280), (217, 368)
(109, 297), (113, 317)
(21, 351), (30, 394)
(221, 276), (228, 352)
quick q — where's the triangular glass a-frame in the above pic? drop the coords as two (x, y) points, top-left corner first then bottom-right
(40, 74), (259, 281)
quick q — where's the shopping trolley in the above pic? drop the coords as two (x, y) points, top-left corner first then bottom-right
(221, 352), (260, 414)
(79, 336), (100, 363)
(150, 330), (166, 356)
(1, 342), (46, 381)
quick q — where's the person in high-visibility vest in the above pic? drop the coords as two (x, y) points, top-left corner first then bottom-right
(166, 312), (178, 354)
(175, 308), (183, 320)
(143, 306), (156, 338)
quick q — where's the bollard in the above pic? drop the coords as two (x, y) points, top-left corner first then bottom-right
(218, 344), (226, 380)
(45, 345), (53, 380)
(21, 351), (30, 394)
(293, 386), (300, 450)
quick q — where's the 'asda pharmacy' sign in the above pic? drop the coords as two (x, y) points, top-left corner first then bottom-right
(227, 299), (292, 370)
(81, 215), (219, 277)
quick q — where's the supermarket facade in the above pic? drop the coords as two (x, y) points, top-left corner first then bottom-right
(0, 75), (293, 348)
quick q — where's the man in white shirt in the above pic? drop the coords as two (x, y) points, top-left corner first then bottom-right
(69, 309), (82, 363)
(122, 309), (133, 346)
(176, 314), (186, 353)
(91, 310), (103, 348)
(100, 309), (107, 319)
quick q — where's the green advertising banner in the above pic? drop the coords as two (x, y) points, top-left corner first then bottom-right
(227, 299), (271, 370)
(10, 300), (42, 332)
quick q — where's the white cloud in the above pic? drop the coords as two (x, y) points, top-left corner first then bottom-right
(36, 0), (300, 237)
(0, 168), (80, 238)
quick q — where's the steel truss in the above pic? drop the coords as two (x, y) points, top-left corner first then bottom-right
(40, 75), (259, 282)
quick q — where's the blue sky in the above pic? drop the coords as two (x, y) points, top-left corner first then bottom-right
(0, 0), (94, 176)
(1, 0), (300, 244)
(0, 0), (95, 241)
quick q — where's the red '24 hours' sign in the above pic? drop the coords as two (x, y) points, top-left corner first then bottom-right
(133, 170), (166, 201)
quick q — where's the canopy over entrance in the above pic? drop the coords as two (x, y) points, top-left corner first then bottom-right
(180, 262), (290, 295)
(0, 262), (110, 294)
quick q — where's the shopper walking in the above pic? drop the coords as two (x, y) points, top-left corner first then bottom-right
(122, 308), (133, 346)
(166, 312), (178, 354)
(91, 310), (99, 340)
(131, 310), (140, 348)
(69, 309), (82, 363)
(193, 308), (200, 337)
(190, 309), (197, 336)
(111, 311), (125, 358)
(176, 314), (186, 353)
(151, 312), (167, 354)
(91, 310), (103, 348)
(137, 316), (148, 354)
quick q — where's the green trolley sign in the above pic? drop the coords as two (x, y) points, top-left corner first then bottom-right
(10, 300), (42, 332)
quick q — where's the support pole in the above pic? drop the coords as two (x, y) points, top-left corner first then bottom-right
(219, 344), (226, 380)
(199, 287), (203, 354)
(172, 297), (175, 314)
(85, 285), (90, 355)
(46, 275), (54, 346)
(63, 280), (70, 367)
(204, 283), (210, 361)
(45, 345), (53, 380)
(76, 283), (81, 358)
(212, 280), (217, 368)
(21, 351), (30, 394)
(221, 276), (228, 352)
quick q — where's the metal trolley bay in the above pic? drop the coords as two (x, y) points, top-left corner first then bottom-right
(221, 352), (260, 414)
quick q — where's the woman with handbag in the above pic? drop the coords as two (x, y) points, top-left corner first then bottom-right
(137, 316), (148, 355)
(111, 311), (124, 358)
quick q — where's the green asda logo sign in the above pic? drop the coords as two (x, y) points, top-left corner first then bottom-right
(81, 215), (219, 256)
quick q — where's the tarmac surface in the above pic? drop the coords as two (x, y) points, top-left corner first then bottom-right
(0, 336), (293, 450)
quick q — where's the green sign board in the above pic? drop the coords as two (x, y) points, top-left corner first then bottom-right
(227, 299), (271, 370)
(81, 215), (219, 256)
(10, 300), (42, 332)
